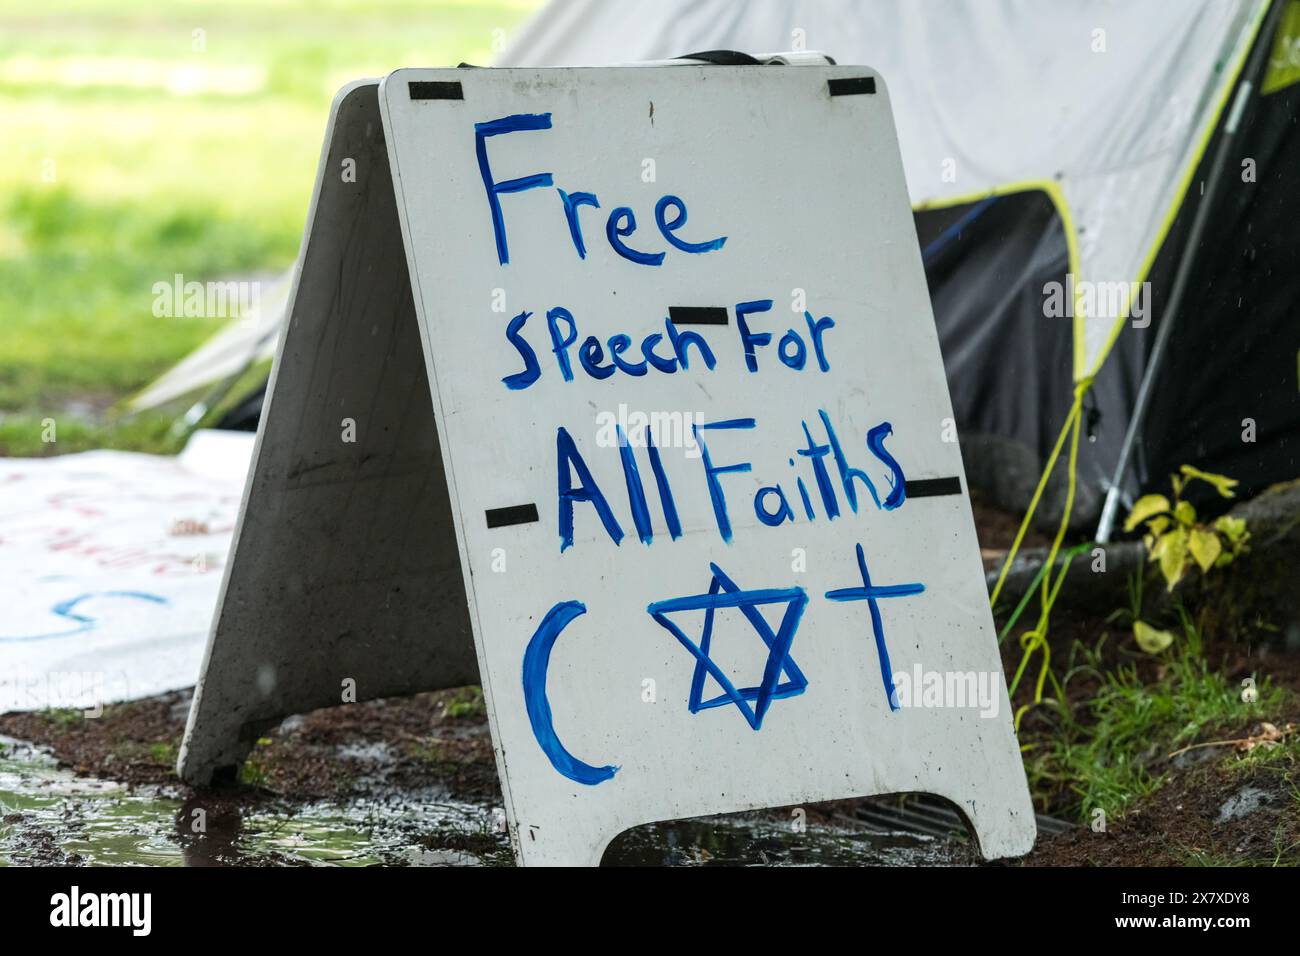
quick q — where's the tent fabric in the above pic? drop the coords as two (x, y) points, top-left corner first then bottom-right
(1136, 59), (1300, 517)
(127, 272), (290, 413)
(135, 3), (1295, 532)
(915, 190), (1084, 519)
(920, 191), (1073, 468)
(498, 0), (1268, 377)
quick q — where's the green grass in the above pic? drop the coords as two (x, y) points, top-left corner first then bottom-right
(147, 740), (179, 767)
(1024, 638), (1287, 822)
(238, 756), (270, 789)
(0, 0), (540, 454)
(441, 686), (486, 719)
(42, 707), (86, 728)
(1185, 826), (1300, 867)
(1229, 730), (1300, 772)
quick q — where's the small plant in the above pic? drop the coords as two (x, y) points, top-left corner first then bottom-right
(441, 686), (485, 719)
(43, 707), (85, 728)
(1123, 465), (1249, 653)
(1022, 633), (1284, 822)
(1126, 465), (1250, 589)
(147, 741), (179, 767)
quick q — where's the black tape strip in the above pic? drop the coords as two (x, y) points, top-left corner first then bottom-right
(675, 50), (765, 66)
(904, 477), (962, 498)
(486, 503), (539, 528)
(668, 306), (729, 326)
(829, 76), (876, 97)
(409, 81), (464, 101)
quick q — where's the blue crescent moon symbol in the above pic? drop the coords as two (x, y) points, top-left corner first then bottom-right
(521, 600), (618, 786)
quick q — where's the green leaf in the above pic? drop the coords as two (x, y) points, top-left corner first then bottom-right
(1148, 531), (1165, 562)
(1174, 500), (1197, 526)
(1188, 527), (1222, 573)
(1133, 620), (1175, 654)
(1158, 527), (1189, 590)
(1124, 494), (1170, 533)
(1180, 464), (1238, 498)
(1214, 515), (1248, 543)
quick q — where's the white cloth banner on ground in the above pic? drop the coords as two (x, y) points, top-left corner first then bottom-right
(0, 430), (254, 712)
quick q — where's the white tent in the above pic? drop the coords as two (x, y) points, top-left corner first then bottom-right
(135, 1), (1269, 402)
(127, 271), (289, 414)
(129, 1), (1291, 536)
(498, 0), (1269, 381)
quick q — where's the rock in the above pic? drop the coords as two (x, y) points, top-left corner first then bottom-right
(1190, 478), (1300, 645)
(1216, 785), (1272, 824)
(986, 541), (1144, 613)
(991, 479), (1300, 647)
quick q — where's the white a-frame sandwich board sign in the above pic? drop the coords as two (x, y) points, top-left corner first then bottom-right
(178, 57), (1037, 865)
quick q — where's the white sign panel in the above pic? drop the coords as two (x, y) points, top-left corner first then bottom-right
(374, 64), (1035, 864)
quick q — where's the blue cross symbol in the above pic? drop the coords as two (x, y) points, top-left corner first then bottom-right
(825, 543), (925, 710)
(647, 564), (808, 730)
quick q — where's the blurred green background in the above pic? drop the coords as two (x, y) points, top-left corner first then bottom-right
(0, 0), (541, 455)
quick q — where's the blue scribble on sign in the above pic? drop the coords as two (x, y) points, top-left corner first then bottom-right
(0, 591), (169, 643)
(824, 544), (925, 711)
(521, 600), (619, 786)
(647, 564), (808, 730)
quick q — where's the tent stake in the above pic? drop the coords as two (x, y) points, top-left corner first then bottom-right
(1096, 0), (1282, 544)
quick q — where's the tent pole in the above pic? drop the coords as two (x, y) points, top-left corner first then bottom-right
(1095, 0), (1282, 544)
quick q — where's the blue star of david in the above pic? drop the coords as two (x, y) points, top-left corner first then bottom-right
(647, 563), (808, 730)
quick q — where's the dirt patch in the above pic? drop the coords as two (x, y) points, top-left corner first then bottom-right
(972, 490), (1052, 570)
(238, 688), (500, 803)
(998, 589), (1300, 865)
(0, 691), (188, 788)
(5, 665), (1296, 865)
(1026, 740), (1300, 866)
(0, 687), (500, 805)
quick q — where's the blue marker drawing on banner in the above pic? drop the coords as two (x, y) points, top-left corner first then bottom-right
(606, 207), (665, 266)
(825, 544), (925, 710)
(645, 431), (682, 540)
(474, 112), (554, 265)
(866, 422), (907, 509)
(616, 425), (654, 545)
(0, 591), (169, 643)
(693, 418), (755, 543)
(654, 195), (727, 254)
(648, 563), (807, 730)
(522, 600), (619, 785)
(558, 189), (600, 258)
(556, 425), (624, 551)
(501, 310), (540, 390)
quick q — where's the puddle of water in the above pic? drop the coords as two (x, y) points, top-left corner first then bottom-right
(0, 736), (180, 866)
(225, 794), (508, 867)
(0, 736), (507, 867)
(606, 814), (962, 866)
(1, 736), (960, 866)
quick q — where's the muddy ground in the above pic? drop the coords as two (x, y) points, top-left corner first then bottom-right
(2, 496), (1297, 866)
(1019, 643), (1300, 866)
(3, 665), (1296, 866)
(0, 687), (980, 866)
